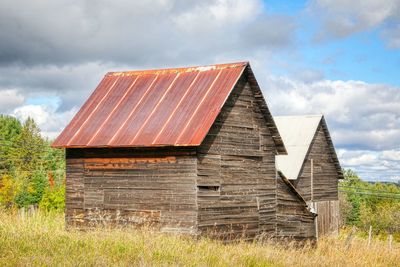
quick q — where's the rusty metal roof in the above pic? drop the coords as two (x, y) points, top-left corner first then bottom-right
(52, 61), (286, 153)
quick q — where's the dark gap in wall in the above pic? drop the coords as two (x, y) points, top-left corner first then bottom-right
(197, 185), (220, 192)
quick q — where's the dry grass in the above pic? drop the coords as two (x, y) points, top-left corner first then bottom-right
(0, 210), (399, 267)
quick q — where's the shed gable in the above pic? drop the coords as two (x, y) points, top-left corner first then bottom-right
(294, 122), (341, 201)
(197, 76), (278, 239)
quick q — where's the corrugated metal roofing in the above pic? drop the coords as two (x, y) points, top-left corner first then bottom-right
(53, 62), (249, 148)
(275, 115), (323, 180)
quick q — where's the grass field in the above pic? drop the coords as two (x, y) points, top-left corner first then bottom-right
(0, 210), (399, 267)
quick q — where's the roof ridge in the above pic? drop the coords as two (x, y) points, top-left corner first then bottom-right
(274, 114), (323, 118)
(107, 61), (249, 77)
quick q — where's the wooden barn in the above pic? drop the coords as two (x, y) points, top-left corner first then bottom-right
(274, 115), (343, 238)
(52, 62), (316, 241)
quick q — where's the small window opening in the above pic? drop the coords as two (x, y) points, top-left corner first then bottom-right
(197, 185), (220, 192)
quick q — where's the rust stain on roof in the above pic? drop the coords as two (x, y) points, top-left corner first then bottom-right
(52, 62), (248, 148)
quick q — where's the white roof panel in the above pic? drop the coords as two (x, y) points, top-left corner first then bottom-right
(274, 115), (322, 180)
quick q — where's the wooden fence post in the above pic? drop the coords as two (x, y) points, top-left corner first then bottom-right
(345, 227), (356, 250)
(20, 207), (24, 219)
(389, 234), (393, 250)
(368, 225), (372, 247)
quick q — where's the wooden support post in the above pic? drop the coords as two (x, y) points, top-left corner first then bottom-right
(311, 159), (318, 240)
(310, 159), (314, 202)
(389, 234), (393, 250)
(368, 225), (372, 247)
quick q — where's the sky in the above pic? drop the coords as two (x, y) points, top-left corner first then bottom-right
(0, 0), (399, 182)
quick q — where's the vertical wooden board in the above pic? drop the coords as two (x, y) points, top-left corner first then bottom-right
(314, 200), (339, 236)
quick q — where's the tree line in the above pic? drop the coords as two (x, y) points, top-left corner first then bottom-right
(339, 169), (400, 238)
(0, 115), (65, 211)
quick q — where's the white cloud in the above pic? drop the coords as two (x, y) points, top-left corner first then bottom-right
(261, 74), (400, 181)
(263, 76), (400, 150)
(0, 0), (295, 66)
(0, 62), (118, 111)
(338, 148), (400, 181)
(174, 0), (261, 28)
(11, 104), (77, 140)
(0, 0), (296, 114)
(339, 150), (377, 166)
(381, 150), (400, 161)
(382, 24), (400, 48)
(0, 89), (25, 112)
(308, 0), (400, 46)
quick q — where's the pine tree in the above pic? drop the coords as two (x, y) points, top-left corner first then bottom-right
(0, 115), (22, 172)
(12, 117), (46, 173)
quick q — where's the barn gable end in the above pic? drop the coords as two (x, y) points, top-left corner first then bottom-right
(295, 119), (342, 201)
(197, 73), (278, 240)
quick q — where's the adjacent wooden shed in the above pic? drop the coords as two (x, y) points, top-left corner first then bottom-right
(276, 171), (316, 241)
(274, 115), (343, 237)
(53, 62), (316, 241)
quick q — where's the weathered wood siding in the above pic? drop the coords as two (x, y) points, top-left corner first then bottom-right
(197, 77), (277, 240)
(295, 125), (339, 202)
(65, 158), (85, 227)
(312, 200), (339, 237)
(276, 178), (316, 241)
(65, 148), (197, 233)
